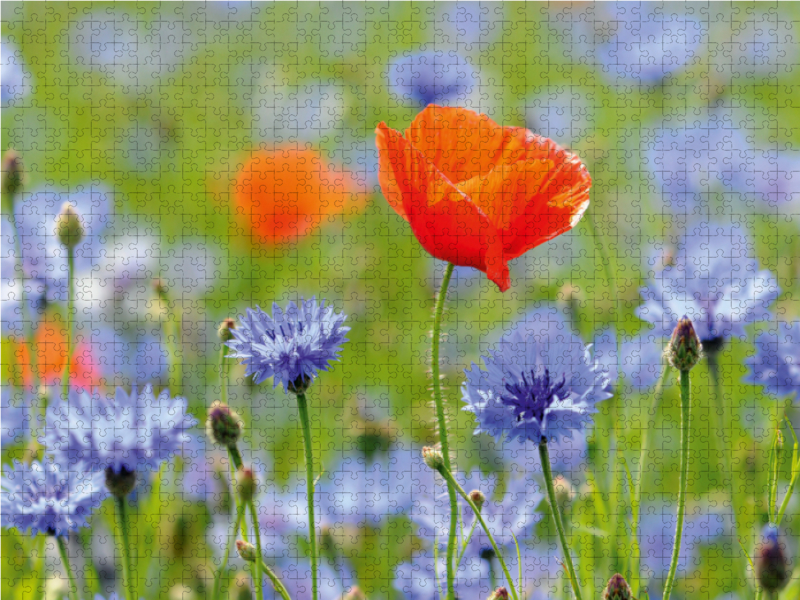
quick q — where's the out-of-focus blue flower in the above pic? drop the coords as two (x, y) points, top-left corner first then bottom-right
(272, 559), (356, 600)
(411, 467), (543, 558)
(595, 3), (706, 85)
(1, 457), (107, 536)
(644, 112), (750, 213)
(227, 299), (349, 392)
(1, 38), (32, 105)
(744, 149), (800, 208)
(462, 308), (612, 445)
(526, 87), (594, 147)
(395, 549), (561, 600)
(43, 386), (197, 475)
(638, 501), (731, 587)
(388, 50), (476, 107)
(637, 222), (779, 343)
(745, 320), (800, 402)
(0, 387), (36, 449)
(593, 328), (665, 390)
(502, 429), (589, 479)
(436, 2), (504, 43)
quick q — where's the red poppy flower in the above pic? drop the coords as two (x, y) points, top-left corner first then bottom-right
(375, 105), (592, 291)
(234, 145), (365, 245)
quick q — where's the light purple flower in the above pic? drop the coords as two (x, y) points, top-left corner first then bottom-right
(43, 386), (197, 475)
(227, 299), (349, 392)
(462, 308), (613, 445)
(1, 457), (107, 536)
(388, 50), (476, 107)
(637, 222), (779, 343)
(745, 320), (800, 401)
(1, 38), (32, 104)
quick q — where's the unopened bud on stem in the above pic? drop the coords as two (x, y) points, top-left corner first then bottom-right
(55, 203), (85, 249)
(602, 574), (634, 600)
(236, 540), (256, 562)
(665, 316), (702, 372)
(206, 401), (243, 448)
(422, 446), (444, 471)
(487, 588), (509, 600)
(468, 489), (485, 512)
(218, 318), (236, 342)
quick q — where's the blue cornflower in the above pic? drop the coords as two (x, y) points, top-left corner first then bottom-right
(462, 309), (612, 445)
(637, 222), (779, 344)
(43, 386), (198, 476)
(1, 38), (32, 105)
(745, 320), (800, 401)
(595, 3), (706, 85)
(227, 299), (349, 393)
(1, 457), (107, 536)
(593, 328), (665, 390)
(387, 50), (476, 106)
(411, 468), (543, 557)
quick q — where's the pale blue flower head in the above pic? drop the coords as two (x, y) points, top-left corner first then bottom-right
(388, 50), (476, 106)
(43, 386), (198, 475)
(227, 299), (349, 393)
(637, 222), (779, 343)
(462, 308), (612, 445)
(745, 321), (800, 402)
(1, 457), (107, 537)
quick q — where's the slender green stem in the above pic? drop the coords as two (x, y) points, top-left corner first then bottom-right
(776, 471), (799, 526)
(436, 466), (520, 600)
(456, 519), (479, 566)
(212, 502), (244, 600)
(249, 501), (265, 600)
(539, 442), (583, 600)
(56, 536), (79, 600)
(114, 496), (136, 600)
(432, 262), (458, 600)
(632, 364), (671, 592)
(662, 369), (692, 600)
(219, 345), (229, 406)
(259, 559), (292, 600)
(227, 446), (247, 543)
(61, 249), (75, 401)
(296, 392), (318, 600)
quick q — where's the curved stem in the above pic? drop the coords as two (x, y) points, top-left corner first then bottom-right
(662, 369), (692, 600)
(632, 364), (671, 591)
(61, 249), (75, 401)
(56, 536), (79, 600)
(212, 502), (244, 600)
(437, 466), (520, 600)
(296, 392), (318, 600)
(432, 262), (458, 600)
(259, 559), (292, 600)
(249, 501), (265, 600)
(539, 442), (583, 600)
(114, 495), (136, 600)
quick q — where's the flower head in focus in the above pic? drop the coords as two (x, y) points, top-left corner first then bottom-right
(227, 299), (349, 393)
(462, 309), (612, 444)
(376, 106), (591, 291)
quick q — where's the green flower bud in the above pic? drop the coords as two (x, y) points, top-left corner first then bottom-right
(218, 318), (236, 342)
(468, 489), (485, 512)
(422, 446), (444, 471)
(487, 587), (509, 600)
(2, 149), (23, 210)
(665, 316), (702, 372)
(602, 574), (634, 600)
(55, 202), (85, 249)
(236, 540), (256, 562)
(343, 586), (367, 600)
(206, 401), (243, 448)
(236, 467), (257, 504)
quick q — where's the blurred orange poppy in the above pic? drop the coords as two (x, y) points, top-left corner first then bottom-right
(234, 145), (365, 245)
(375, 106), (592, 291)
(13, 316), (100, 390)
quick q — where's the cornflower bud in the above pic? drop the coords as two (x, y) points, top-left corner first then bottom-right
(236, 540), (256, 562)
(105, 466), (137, 498)
(487, 588), (509, 600)
(421, 446), (444, 471)
(665, 316), (702, 371)
(756, 525), (789, 595)
(218, 318), (236, 342)
(236, 467), (257, 504)
(602, 573), (634, 600)
(206, 401), (243, 448)
(468, 489), (485, 512)
(55, 202), (85, 249)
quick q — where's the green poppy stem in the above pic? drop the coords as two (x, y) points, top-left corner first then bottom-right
(114, 495), (136, 600)
(431, 262), (459, 600)
(61, 249), (75, 401)
(296, 391), (318, 600)
(662, 368), (692, 600)
(539, 441), (583, 600)
(56, 535), (79, 600)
